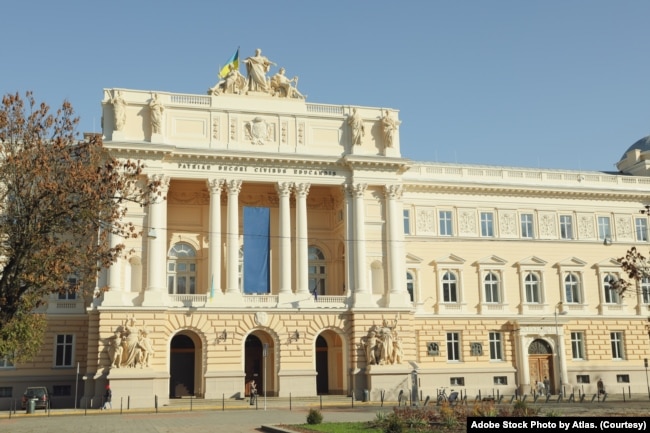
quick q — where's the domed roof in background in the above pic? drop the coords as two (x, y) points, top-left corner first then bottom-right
(620, 135), (650, 161)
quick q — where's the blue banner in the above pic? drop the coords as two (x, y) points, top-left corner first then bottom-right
(243, 207), (270, 294)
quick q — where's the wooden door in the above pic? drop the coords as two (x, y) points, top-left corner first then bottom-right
(528, 354), (552, 393)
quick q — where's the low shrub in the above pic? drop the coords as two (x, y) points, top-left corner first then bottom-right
(306, 408), (323, 425)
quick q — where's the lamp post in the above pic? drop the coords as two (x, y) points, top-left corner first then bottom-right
(554, 302), (568, 396)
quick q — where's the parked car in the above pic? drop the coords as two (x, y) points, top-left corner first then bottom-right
(21, 387), (49, 410)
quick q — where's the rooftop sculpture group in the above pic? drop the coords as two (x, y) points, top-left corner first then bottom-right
(208, 49), (304, 99)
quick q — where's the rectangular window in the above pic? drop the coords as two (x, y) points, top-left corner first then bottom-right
(520, 213), (534, 238)
(446, 332), (460, 361)
(493, 376), (507, 385)
(52, 385), (71, 396)
(439, 210), (453, 236)
(576, 375), (590, 384)
(598, 216), (611, 240)
(0, 387), (11, 398)
(55, 334), (74, 367)
(616, 374), (630, 383)
(610, 332), (624, 360)
(403, 209), (410, 234)
(571, 332), (585, 360)
(0, 354), (14, 368)
(480, 212), (494, 237)
(604, 275), (620, 304)
(489, 332), (503, 361)
(560, 215), (573, 240)
(636, 217), (649, 242)
(450, 377), (465, 386)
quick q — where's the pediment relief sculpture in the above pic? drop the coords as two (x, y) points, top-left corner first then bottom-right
(108, 318), (154, 369)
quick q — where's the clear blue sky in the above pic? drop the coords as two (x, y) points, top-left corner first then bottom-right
(3, 0), (650, 172)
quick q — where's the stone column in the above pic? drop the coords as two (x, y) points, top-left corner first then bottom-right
(385, 184), (410, 308)
(294, 183), (310, 295)
(276, 182), (293, 295)
(143, 175), (170, 306)
(207, 178), (224, 302)
(351, 183), (372, 306)
(102, 229), (125, 306)
(225, 179), (242, 295)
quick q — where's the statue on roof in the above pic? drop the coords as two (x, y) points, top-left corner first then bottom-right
(208, 64), (246, 96)
(270, 67), (305, 99)
(244, 48), (276, 93)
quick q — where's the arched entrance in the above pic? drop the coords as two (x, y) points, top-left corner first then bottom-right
(245, 334), (264, 396)
(316, 336), (328, 394)
(528, 339), (555, 394)
(170, 333), (200, 398)
(315, 330), (346, 395)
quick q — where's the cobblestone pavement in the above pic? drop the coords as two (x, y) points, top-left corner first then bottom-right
(1, 395), (649, 433)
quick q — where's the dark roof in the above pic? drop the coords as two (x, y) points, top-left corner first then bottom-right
(621, 135), (650, 161)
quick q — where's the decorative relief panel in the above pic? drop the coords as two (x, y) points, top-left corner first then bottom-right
(458, 209), (476, 236)
(499, 211), (517, 238)
(230, 118), (237, 141)
(615, 215), (633, 241)
(212, 118), (219, 140)
(577, 213), (595, 240)
(281, 121), (288, 144)
(415, 208), (435, 235)
(298, 123), (305, 145)
(538, 212), (557, 239)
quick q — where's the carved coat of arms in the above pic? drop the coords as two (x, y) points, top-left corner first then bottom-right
(245, 117), (272, 145)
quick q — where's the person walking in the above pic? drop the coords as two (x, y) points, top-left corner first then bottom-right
(102, 384), (112, 410)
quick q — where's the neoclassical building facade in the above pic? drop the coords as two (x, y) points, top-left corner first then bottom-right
(2, 51), (650, 408)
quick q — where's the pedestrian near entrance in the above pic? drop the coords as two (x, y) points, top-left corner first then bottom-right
(543, 376), (550, 395)
(102, 384), (112, 410)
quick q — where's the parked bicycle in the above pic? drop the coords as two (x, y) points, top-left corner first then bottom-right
(437, 387), (459, 405)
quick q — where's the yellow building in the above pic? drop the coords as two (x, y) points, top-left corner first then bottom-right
(2, 51), (650, 408)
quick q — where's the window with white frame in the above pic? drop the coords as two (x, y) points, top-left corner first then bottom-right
(636, 217), (649, 242)
(480, 212), (495, 237)
(447, 332), (461, 361)
(484, 272), (500, 303)
(642, 277), (650, 305)
(489, 332), (503, 361)
(603, 274), (620, 304)
(58, 275), (78, 300)
(0, 354), (14, 368)
(439, 210), (453, 236)
(560, 215), (573, 240)
(442, 271), (458, 303)
(597, 216), (611, 240)
(167, 242), (197, 295)
(308, 246), (326, 296)
(571, 332), (585, 360)
(521, 213), (534, 238)
(406, 272), (414, 302)
(564, 273), (581, 304)
(403, 209), (411, 234)
(524, 272), (541, 303)
(55, 334), (74, 367)
(610, 332), (624, 360)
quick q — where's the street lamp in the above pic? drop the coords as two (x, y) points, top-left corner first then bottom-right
(554, 302), (568, 397)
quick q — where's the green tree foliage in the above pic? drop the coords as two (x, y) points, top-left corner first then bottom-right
(0, 92), (161, 361)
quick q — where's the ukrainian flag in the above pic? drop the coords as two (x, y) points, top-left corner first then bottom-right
(218, 48), (239, 79)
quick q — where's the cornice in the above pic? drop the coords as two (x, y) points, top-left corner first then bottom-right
(342, 155), (412, 174)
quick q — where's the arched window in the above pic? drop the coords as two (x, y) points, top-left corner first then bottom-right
(564, 273), (581, 303)
(603, 274), (619, 304)
(406, 272), (415, 302)
(524, 272), (540, 303)
(167, 242), (196, 295)
(484, 272), (499, 303)
(308, 246), (326, 296)
(442, 271), (457, 303)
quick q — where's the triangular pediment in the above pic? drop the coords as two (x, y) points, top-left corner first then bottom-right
(406, 253), (423, 264)
(595, 258), (622, 269)
(474, 255), (507, 267)
(555, 257), (588, 268)
(430, 253), (465, 267)
(515, 256), (547, 267)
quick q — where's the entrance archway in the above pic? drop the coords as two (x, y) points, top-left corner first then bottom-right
(528, 339), (555, 394)
(170, 334), (195, 397)
(314, 330), (346, 395)
(244, 332), (276, 396)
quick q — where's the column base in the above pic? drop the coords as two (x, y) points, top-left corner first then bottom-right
(142, 291), (169, 307)
(352, 292), (375, 308)
(221, 291), (245, 307)
(387, 291), (413, 308)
